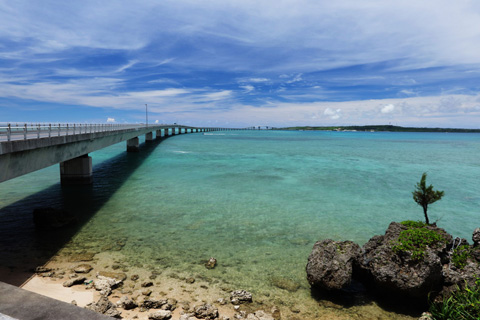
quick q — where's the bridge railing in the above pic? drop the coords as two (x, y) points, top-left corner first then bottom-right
(0, 123), (154, 142)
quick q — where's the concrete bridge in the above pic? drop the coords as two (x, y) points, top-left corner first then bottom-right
(0, 123), (244, 185)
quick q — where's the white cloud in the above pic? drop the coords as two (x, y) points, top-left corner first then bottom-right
(287, 74), (303, 84)
(240, 85), (255, 93)
(155, 119), (159, 124)
(324, 108), (342, 120)
(115, 60), (138, 73)
(381, 104), (395, 114)
(107, 117), (115, 123)
(249, 78), (269, 83)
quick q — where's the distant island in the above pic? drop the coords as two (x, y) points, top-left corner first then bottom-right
(279, 125), (480, 133)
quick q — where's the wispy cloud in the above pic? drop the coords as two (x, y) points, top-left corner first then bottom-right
(240, 85), (255, 93)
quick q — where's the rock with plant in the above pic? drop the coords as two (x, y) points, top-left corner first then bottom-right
(354, 221), (452, 299)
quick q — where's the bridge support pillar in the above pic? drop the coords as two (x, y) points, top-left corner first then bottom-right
(156, 130), (162, 139)
(60, 154), (92, 185)
(146, 132), (154, 142)
(127, 137), (139, 152)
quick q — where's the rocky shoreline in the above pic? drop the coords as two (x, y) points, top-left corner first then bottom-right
(33, 264), (280, 320)
(306, 222), (480, 318)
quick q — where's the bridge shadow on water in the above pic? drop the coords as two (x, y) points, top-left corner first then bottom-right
(0, 137), (169, 286)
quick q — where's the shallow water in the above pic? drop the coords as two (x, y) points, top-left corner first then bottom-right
(1, 130), (479, 318)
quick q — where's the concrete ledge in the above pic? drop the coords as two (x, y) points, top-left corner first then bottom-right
(0, 281), (111, 320)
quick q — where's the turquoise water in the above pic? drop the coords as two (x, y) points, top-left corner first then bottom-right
(1, 130), (479, 318)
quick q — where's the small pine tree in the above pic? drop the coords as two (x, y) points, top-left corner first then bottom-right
(412, 172), (444, 225)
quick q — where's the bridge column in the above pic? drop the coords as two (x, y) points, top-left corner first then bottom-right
(146, 132), (154, 142)
(127, 137), (139, 152)
(156, 130), (162, 139)
(60, 154), (92, 185)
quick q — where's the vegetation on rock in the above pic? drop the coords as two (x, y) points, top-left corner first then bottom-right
(400, 220), (427, 228)
(451, 245), (473, 270)
(412, 173), (444, 225)
(429, 279), (480, 320)
(392, 222), (449, 261)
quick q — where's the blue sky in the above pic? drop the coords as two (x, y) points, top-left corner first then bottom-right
(1, 1), (480, 128)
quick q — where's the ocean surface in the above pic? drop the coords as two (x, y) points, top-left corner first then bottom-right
(0, 130), (479, 318)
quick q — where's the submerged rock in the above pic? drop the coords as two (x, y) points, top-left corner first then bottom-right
(306, 239), (361, 290)
(98, 271), (127, 281)
(230, 290), (253, 304)
(68, 252), (95, 262)
(205, 257), (217, 269)
(269, 276), (300, 292)
(74, 264), (93, 274)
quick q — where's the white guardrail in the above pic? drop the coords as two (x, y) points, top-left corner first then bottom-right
(0, 123), (157, 142)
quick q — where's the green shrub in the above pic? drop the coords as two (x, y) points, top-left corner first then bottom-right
(401, 220), (427, 228)
(429, 279), (480, 320)
(452, 245), (472, 269)
(392, 226), (448, 261)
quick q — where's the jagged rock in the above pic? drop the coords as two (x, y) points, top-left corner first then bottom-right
(74, 264), (93, 273)
(63, 277), (86, 287)
(354, 222), (452, 299)
(473, 228), (480, 246)
(142, 281), (154, 287)
(85, 295), (122, 318)
(179, 313), (196, 320)
(271, 306), (281, 320)
(230, 290), (253, 304)
(33, 207), (77, 229)
(148, 310), (172, 320)
(94, 275), (122, 296)
(142, 289), (152, 296)
(419, 312), (434, 320)
(117, 295), (138, 310)
(143, 298), (168, 309)
(306, 239), (361, 290)
(205, 257), (217, 269)
(131, 274), (139, 281)
(35, 266), (53, 273)
(163, 298), (177, 311)
(194, 303), (219, 319)
(441, 245), (480, 298)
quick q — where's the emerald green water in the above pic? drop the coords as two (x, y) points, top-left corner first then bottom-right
(1, 130), (479, 318)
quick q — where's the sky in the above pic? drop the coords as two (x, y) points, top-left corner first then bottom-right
(1, 0), (480, 128)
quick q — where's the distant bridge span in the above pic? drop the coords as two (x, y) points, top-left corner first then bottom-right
(0, 123), (244, 184)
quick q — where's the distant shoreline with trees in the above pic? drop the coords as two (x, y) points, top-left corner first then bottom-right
(280, 125), (480, 133)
